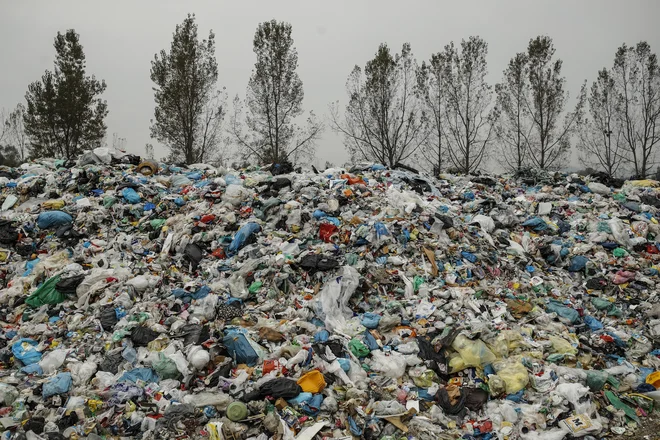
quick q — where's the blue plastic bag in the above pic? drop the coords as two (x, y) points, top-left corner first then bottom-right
(23, 258), (40, 277)
(37, 211), (72, 229)
(288, 392), (312, 405)
(224, 174), (241, 186)
(461, 251), (477, 263)
(122, 188), (141, 204)
(119, 368), (159, 384)
(43, 372), (72, 397)
(374, 222), (389, 238)
(12, 339), (42, 365)
(546, 300), (580, 324)
(568, 255), (588, 272)
(228, 222), (261, 254)
(522, 217), (547, 232)
(223, 329), (259, 366)
(584, 315), (604, 331)
(361, 313), (381, 329)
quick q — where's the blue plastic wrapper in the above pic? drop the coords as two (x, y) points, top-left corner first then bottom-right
(584, 315), (604, 331)
(522, 217), (547, 232)
(12, 339), (42, 365)
(374, 222), (389, 238)
(568, 255), (588, 272)
(546, 300), (580, 324)
(43, 372), (72, 397)
(119, 368), (159, 384)
(37, 211), (72, 229)
(228, 222), (261, 254)
(461, 251), (477, 263)
(361, 312), (381, 329)
(223, 329), (259, 366)
(122, 187), (141, 204)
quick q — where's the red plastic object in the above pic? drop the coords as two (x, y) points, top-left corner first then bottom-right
(319, 223), (338, 242)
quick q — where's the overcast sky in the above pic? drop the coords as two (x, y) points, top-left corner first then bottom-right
(1, 0), (659, 169)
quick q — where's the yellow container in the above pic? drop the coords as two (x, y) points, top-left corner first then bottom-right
(297, 370), (326, 394)
(646, 371), (660, 388)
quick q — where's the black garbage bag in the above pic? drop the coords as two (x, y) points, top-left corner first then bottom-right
(245, 378), (302, 401)
(99, 307), (118, 331)
(55, 274), (85, 294)
(271, 177), (292, 191)
(416, 336), (448, 376)
(131, 326), (159, 347)
(463, 387), (489, 411)
(178, 323), (202, 346)
(184, 243), (204, 269)
(0, 220), (18, 245)
(299, 254), (339, 272)
(270, 161), (294, 176)
(436, 387), (466, 416)
(99, 352), (124, 374)
(24, 416), (45, 434)
(434, 214), (454, 229)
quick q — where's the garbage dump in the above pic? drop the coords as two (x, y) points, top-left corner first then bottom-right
(1, 155), (660, 439)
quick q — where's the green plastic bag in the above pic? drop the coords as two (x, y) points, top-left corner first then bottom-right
(26, 276), (65, 308)
(153, 354), (181, 380)
(613, 248), (628, 257)
(248, 281), (263, 293)
(348, 338), (370, 358)
(150, 219), (166, 229)
(103, 196), (117, 208)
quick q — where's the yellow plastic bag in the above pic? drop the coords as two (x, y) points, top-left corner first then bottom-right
(42, 199), (65, 210)
(493, 358), (529, 394)
(451, 334), (496, 370)
(548, 335), (578, 355)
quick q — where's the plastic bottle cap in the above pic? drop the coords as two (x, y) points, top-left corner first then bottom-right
(226, 401), (248, 421)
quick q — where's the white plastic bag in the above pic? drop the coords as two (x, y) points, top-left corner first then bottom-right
(370, 350), (407, 378)
(318, 266), (360, 333)
(39, 349), (68, 375)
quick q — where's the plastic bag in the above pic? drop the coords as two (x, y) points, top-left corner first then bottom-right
(122, 187), (141, 204)
(548, 335), (578, 356)
(26, 275), (66, 307)
(37, 211), (72, 229)
(153, 354), (181, 380)
(43, 372), (72, 397)
(223, 329), (260, 366)
(223, 185), (251, 206)
(493, 358), (529, 394)
(39, 349), (68, 375)
(68, 360), (97, 386)
(119, 367), (159, 384)
(451, 334), (496, 370)
(228, 222), (261, 254)
(0, 383), (19, 405)
(370, 350), (407, 378)
(318, 266), (360, 334)
(12, 338), (42, 365)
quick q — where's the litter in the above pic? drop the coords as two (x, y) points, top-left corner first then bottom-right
(0, 158), (657, 438)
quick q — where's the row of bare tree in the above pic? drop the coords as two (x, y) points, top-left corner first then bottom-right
(332, 37), (660, 179)
(2, 16), (658, 178)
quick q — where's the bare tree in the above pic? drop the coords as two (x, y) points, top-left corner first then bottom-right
(417, 51), (451, 175)
(611, 42), (660, 178)
(229, 20), (322, 165)
(330, 43), (428, 167)
(495, 53), (533, 172)
(524, 36), (586, 170)
(443, 37), (498, 174)
(577, 69), (626, 177)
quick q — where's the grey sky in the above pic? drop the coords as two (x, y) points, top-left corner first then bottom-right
(2, 0), (659, 169)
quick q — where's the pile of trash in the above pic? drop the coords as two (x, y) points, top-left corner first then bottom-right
(0, 148), (659, 439)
